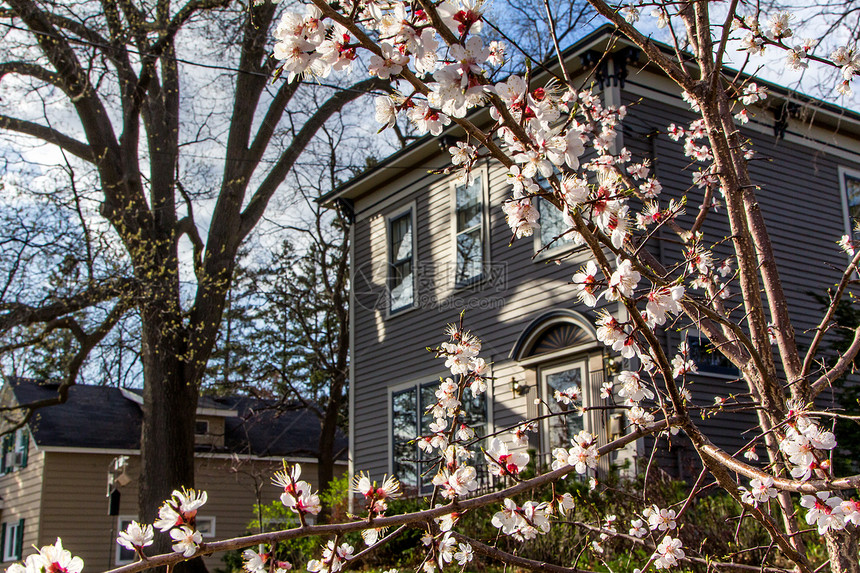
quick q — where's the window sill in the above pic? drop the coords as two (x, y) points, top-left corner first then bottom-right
(692, 370), (741, 380)
(533, 243), (588, 263)
(387, 301), (419, 319)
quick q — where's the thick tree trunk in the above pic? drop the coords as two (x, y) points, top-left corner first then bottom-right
(138, 304), (208, 573)
(316, 376), (344, 523)
(826, 529), (860, 573)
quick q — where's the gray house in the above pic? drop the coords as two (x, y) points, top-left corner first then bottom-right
(322, 26), (860, 492)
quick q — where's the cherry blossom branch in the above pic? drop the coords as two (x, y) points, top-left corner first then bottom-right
(104, 420), (672, 573)
(450, 532), (596, 573)
(802, 246), (860, 379)
(571, 521), (792, 573)
(810, 324), (860, 398)
(583, 0), (696, 92)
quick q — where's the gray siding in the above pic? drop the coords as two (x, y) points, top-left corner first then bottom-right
(351, 67), (860, 482)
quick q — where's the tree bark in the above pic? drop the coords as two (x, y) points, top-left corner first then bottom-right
(316, 372), (345, 522)
(825, 529), (860, 573)
(138, 291), (209, 573)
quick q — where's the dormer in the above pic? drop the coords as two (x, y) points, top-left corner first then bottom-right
(120, 389), (237, 448)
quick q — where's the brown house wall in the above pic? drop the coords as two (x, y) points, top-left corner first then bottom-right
(19, 451), (339, 572)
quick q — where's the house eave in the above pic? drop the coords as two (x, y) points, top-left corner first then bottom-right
(35, 445), (347, 464)
(318, 25), (860, 207)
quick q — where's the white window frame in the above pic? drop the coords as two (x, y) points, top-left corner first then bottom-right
(115, 516), (137, 565)
(2, 520), (21, 562)
(196, 516), (216, 538)
(449, 166), (490, 289)
(839, 166), (860, 239)
(388, 375), (492, 493)
(194, 419), (209, 436)
(540, 360), (589, 455)
(115, 515), (215, 566)
(385, 204), (417, 316)
(11, 429), (25, 471)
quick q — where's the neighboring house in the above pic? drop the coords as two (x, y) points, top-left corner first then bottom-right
(0, 378), (346, 570)
(322, 25), (860, 493)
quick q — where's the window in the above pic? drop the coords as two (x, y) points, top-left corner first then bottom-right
(685, 332), (739, 377)
(391, 381), (487, 493)
(115, 517), (136, 565)
(454, 174), (484, 285)
(842, 168), (860, 238)
(194, 419), (209, 435)
(116, 515), (214, 564)
(196, 516), (216, 538)
(1, 429), (28, 474)
(388, 209), (415, 312)
(1, 519), (23, 562)
(541, 361), (588, 451)
(537, 197), (573, 252)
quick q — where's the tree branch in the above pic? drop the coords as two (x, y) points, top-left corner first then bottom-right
(0, 278), (134, 331)
(238, 77), (387, 238)
(0, 114), (95, 162)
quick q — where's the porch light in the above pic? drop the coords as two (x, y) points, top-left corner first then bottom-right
(509, 377), (529, 396)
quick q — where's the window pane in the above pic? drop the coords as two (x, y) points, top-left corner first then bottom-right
(456, 228), (482, 284)
(419, 384), (438, 490)
(686, 336), (739, 376)
(390, 260), (413, 311)
(545, 367), (584, 450)
(459, 386), (487, 463)
(847, 174), (860, 230)
(390, 214), (412, 262)
(456, 176), (482, 232)
(539, 198), (572, 248)
(117, 519), (136, 562)
(389, 212), (414, 312)
(392, 389), (417, 488)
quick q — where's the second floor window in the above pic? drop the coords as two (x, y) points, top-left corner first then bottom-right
(685, 332), (739, 377)
(538, 197), (573, 252)
(843, 169), (860, 238)
(388, 209), (414, 312)
(455, 175), (484, 285)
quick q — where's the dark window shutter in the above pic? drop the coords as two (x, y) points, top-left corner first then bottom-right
(19, 432), (27, 469)
(14, 519), (23, 560)
(1, 522), (7, 559)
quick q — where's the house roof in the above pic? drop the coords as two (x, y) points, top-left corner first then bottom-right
(319, 24), (860, 206)
(7, 378), (346, 459)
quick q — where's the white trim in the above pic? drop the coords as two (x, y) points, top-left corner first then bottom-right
(2, 520), (20, 562)
(39, 446), (139, 455)
(119, 388), (237, 417)
(385, 202), (418, 317)
(195, 407), (238, 417)
(539, 360), (589, 455)
(196, 516), (216, 538)
(603, 59), (623, 153)
(115, 516), (137, 566)
(35, 446), (346, 464)
(517, 341), (602, 368)
(839, 166), (860, 238)
(624, 79), (860, 161)
(348, 221), (356, 514)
